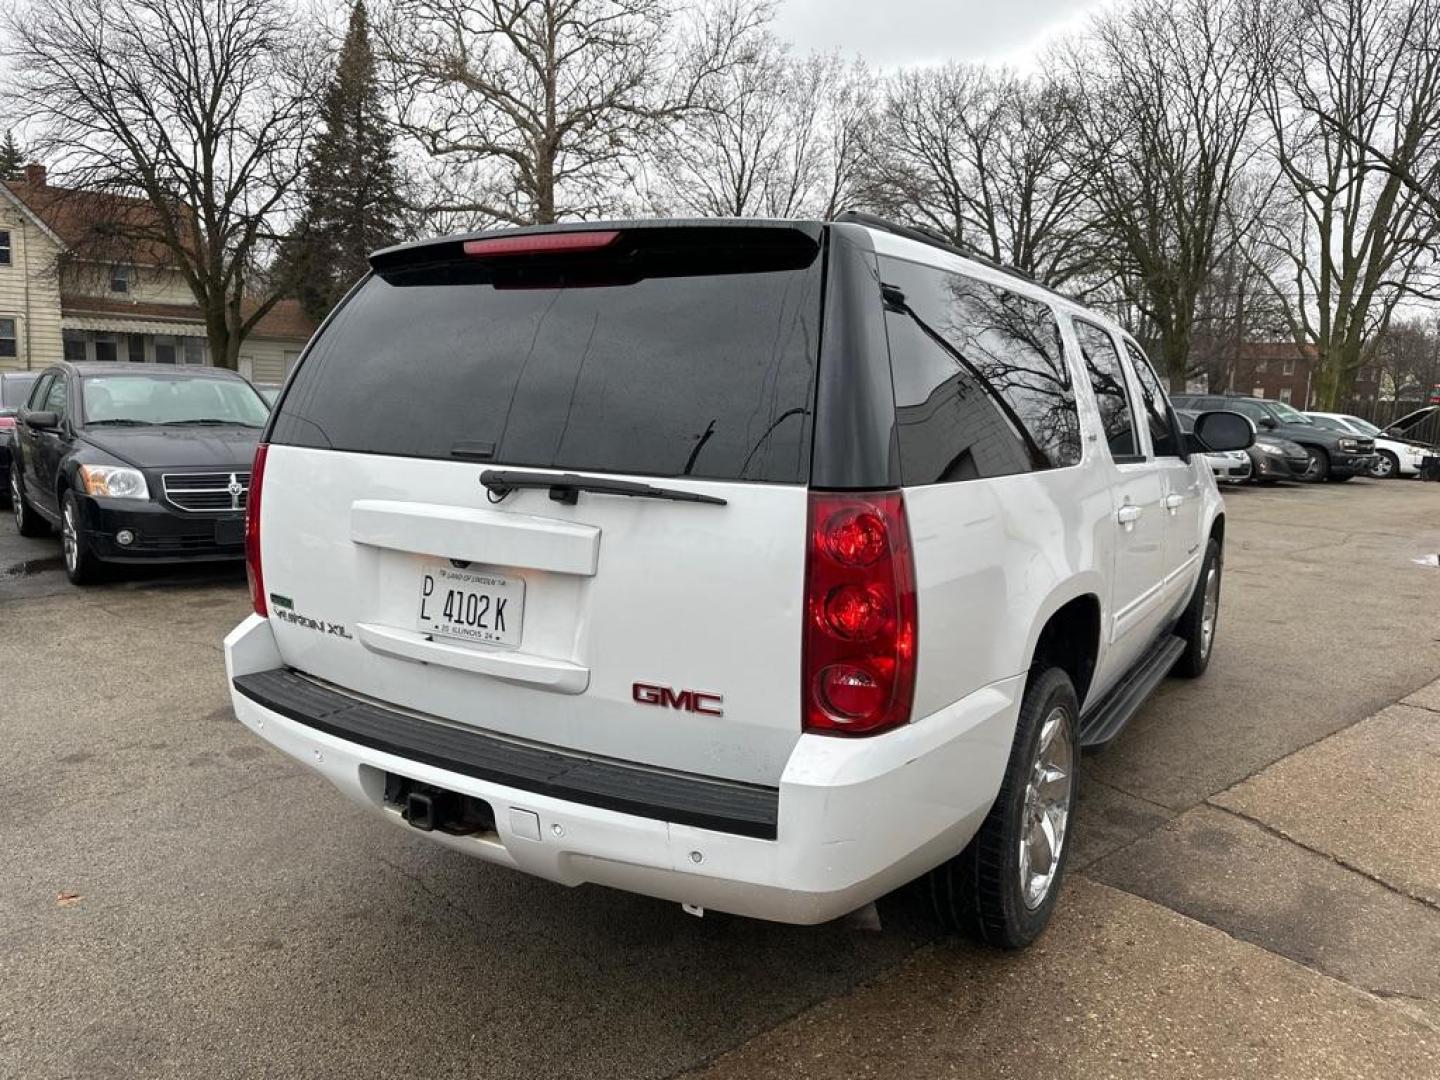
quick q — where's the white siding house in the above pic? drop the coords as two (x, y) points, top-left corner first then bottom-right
(0, 164), (315, 377)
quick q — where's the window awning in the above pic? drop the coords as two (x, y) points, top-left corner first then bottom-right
(62, 315), (207, 338)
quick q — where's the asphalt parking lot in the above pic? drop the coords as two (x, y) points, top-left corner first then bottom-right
(2, 479), (1439, 1079)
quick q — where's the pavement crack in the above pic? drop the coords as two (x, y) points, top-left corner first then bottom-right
(1081, 771), (1177, 815)
(1207, 802), (1440, 914)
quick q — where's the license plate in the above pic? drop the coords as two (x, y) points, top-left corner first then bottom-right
(417, 563), (524, 648)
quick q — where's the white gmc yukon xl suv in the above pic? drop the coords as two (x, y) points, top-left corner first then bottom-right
(225, 214), (1253, 947)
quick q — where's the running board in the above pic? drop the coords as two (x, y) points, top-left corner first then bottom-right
(1078, 634), (1186, 749)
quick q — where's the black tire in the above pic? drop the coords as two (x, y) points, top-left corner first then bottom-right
(61, 490), (103, 585)
(1371, 450), (1399, 479)
(928, 667), (1079, 949)
(1300, 446), (1329, 482)
(10, 466), (49, 537)
(1328, 474), (1354, 482)
(1174, 538), (1221, 678)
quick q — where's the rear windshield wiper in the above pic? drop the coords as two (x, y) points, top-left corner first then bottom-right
(480, 469), (727, 506)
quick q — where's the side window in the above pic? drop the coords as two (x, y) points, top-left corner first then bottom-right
(0, 229), (11, 266)
(1074, 319), (1140, 462)
(43, 374), (68, 419)
(27, 373), (53, 410)
(1229, 399), (1270, 424)
(0, 316), (16, 359)
(881, 256), (1082, 485)
(1123, 341), (1181, 456)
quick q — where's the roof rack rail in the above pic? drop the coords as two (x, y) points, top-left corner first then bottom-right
(831, 209), (1049, 293)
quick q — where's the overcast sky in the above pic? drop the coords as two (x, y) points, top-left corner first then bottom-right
(770, 0), (1107, 69)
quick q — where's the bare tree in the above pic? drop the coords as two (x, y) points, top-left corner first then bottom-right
(376, 0), (769, 227)
(1189, 175), (1291, 390)
(1063, 0), (1261, 387)
(0, 0), (318, 369)
(654, 42), (872, 219)
(858, 64), (1090, 287)
(1252, 0), (1440, 408)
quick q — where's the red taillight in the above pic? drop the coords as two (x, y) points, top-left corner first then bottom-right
(246, 443), (268, 617)
(0, 416), (15, 430)
(803, 491), (917, 736)
(462, 230), (620, 258)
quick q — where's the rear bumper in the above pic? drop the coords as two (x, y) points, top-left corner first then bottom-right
(79, 495), (245, 563)
(225, 614), (1021, 924)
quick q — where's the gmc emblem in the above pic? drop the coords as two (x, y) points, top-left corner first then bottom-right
(632, 682), (724, 717)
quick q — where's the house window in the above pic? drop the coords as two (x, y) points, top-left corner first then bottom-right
(1282, 359), (1295, 375)
(110, 265), (132, 293)
(127, 334), (146, 363)
(63, 331), (86, 362)
(154, 337), (177, 364)
(183, 338), (205, 365)
(0, 317), (16, 358)
(1252, 386), (1265, 398)
(0, 230), (11, 266)
(93, 336), (118, 363)
(1279, 387), (1293, 404)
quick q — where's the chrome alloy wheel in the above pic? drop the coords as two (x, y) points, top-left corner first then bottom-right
(1019, 707), (1074, 910)
(62, 500), (78, 573)
(1371, 453), (1394, 478)
(1200, 564), (1220, 659)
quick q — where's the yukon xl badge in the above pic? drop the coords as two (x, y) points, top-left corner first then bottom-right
(632, 682), (723, 717)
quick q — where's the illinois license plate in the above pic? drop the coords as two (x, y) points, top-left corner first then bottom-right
(417, 562), (524, 648)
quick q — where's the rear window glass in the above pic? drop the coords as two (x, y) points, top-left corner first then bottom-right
(879, 256), (1081, 485)
(270, 228), (823, 484)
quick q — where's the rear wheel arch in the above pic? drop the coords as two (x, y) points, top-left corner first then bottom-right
(1028, 593), (1101, 710)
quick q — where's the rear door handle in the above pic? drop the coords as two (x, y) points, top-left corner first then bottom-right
(1163, 493), (1183, 512)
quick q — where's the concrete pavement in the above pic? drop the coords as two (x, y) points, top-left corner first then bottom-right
(2, 478), (1439, 1078)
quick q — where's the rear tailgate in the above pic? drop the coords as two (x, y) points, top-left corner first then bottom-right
(260, 224), (825, 787)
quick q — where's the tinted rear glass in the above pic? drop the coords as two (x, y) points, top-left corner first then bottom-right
(271, 228), (823, 484)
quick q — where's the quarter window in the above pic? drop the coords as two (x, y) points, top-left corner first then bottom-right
(0, 230), (11, 266)
(0, 316), (16, 358)
(1074, 319), (1139, 462)
(27, 373), (53, 409)
(1123, 341), (1182, 457)
(881, 256), (1082, 485)
(42, 373), (67, 418)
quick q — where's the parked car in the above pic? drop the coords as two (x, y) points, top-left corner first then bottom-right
(1172, 393), (1375, 481)
(225, 214), (1252, 948)
(1246, 431), (1313, 483)
(1382, 405), (1440, 447)
(1306, 411), (1428, 479)
(0, 370), (40, 503)
(1177, 411), (1251, 483)
(9, 363), (268, 584)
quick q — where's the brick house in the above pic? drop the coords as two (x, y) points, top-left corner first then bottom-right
(0, 163), (314, 384)
(1224, 341), (1381, 408)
